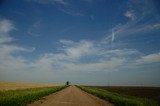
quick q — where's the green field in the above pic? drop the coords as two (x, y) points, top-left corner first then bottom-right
(0, 85), (67, 106)
(78, 86), (159, 106)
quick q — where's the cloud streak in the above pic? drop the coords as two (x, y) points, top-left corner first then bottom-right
(104, 0), (160, 44)
(26, 0), (87, 16)
(27, 0), (68, 5)
(54, 0), (68, 5)
(111, 29), (115, 42)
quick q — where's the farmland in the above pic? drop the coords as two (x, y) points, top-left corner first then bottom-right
(0, 82), (67, 106)
(0, 82), (61, 91)
(93, 86), (160, 104)
(78, 86), (159, 106)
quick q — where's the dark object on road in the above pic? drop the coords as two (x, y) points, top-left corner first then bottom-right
(66, 81), (69, 85)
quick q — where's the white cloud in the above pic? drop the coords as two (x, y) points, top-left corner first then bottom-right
(0, 45), (34, 55)
(0, 37), (13, 43)
(124, 10), (136, 20)
(0, 22), (159, 84)
(63, 40), (96, 60)
(27, 40), (142, 73)
(136, 52), (160, 65)
(0, 18), (15, 43)
(0, 1), (159, 85)
(111, 29), (115, 42)
(57, 57), (126, 72)
(0, 19), (15, 34)
(0, 18), (35, 73)
(143, 23), (160, 30)
(59, 39), (74, 45)
(0, 45), (32, 72)
(153, 23), (160, 29)
(35, 39), (159, 73)
(100, 49), (141, 57)
(0, 17), (158, 82)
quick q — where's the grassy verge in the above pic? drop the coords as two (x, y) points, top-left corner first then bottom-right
(77, 86), (158, 106)
(0, 85), (68, 106)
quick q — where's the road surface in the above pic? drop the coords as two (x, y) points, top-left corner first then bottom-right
(28, 85), (114, 106)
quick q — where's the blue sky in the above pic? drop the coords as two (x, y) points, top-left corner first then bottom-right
(0, 0), (160, 86)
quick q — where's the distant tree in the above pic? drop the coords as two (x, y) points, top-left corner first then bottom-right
(66, 81), (69, 85)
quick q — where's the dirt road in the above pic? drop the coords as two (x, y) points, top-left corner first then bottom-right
(28, 85), (113, 106)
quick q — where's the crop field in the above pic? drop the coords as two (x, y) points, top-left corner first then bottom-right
(78, 86), (159, 106)
(0, 82), (61, 91)
(92, 86), (160, 104)
(0, 84), (67, 106)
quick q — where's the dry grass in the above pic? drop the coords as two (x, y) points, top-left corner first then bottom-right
(0, 82), (61, 91)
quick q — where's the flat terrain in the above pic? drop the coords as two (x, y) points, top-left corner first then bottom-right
(28, 85), (113, 106)
(0, 82), (60, 91)
(93, 86), (160, 103)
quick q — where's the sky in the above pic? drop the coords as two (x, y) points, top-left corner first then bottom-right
(0, 0), (160, 86)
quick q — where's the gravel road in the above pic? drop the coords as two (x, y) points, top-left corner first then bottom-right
(28, 85), (114, 106)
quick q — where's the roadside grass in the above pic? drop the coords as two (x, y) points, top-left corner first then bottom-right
(0, 85), (68, 106)
(77, 86), (158, 106)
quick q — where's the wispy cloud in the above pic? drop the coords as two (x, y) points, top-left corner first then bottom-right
(0, 44), (34, 72)
(54, 0), (68, 5)
(29, 39), (142, 73)
(0, 33), (159, 82)
(35, 37), (158, 73)
(111, 29), (115, 42)
(28, 20), (42, 36)
(124, 10), (136, 21)
(0, 18), (34, 74)
(0, 19), (15, 34)
(30, 38), (160, 74)
(0, 18), (15, 43)
(61, 40), (97, 60)
(0, 45), (34, 54)
(27, 0), (68, 5)
(60, 8), (85, 16)
(104, 0), (160, 44)
(26, 0), (86, 16)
